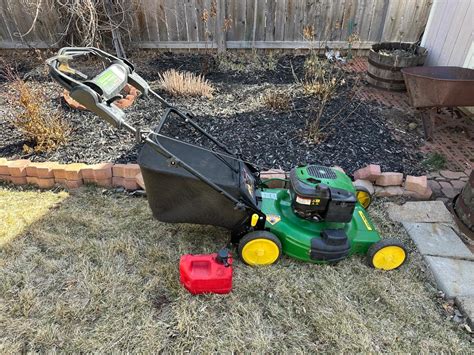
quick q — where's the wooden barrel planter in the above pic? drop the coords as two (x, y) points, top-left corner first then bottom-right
(367, 42), (428, 91)
(453, 170), (474, 238)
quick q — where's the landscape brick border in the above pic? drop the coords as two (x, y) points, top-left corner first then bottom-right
(0, 158), (440, 201)
(0, 158), (145, 191)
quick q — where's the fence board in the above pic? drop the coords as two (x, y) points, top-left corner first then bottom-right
(164, 0), (178, 41)
(184, 0), (198, 42)
(254, 0), (265, 42)
(156, 0), (169, 42)
(0, 0), (433, 51)
(264, 0), (276, 41)
(274, 0), (287, 41)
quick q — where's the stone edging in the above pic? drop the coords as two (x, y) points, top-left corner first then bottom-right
(0, 158), (144, 191)
(261, 165), (433, 200)
(0, 159), (435, 201)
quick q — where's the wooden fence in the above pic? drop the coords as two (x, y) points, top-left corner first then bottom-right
(0, 0), (432, 50)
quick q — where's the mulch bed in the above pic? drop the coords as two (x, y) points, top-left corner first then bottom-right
(0, 52), (425, 174)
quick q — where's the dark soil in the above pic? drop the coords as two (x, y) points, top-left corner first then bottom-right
(0, 52), (425, 174)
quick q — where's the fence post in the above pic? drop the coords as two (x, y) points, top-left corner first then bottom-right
(215, 0), (226, 52)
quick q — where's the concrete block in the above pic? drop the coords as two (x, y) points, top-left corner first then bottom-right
(136, 173), (146, 190)
(455, 296), (474, 328)
(26, 176), (38, 185)
(37, 178), (55, 189)
(84, 177), (112, 188)
(7, 160), (30, 177)
(405, 175), (428, 194)
(353, 179), (375, 195)
(81, 163), (113, 180)
(353, 164), (381, 182)
(402, 222), (473, 259)
(0, 159), (9, 175)
(375, 172), (403, 187)
(10, 176), (27, 185)
(52, 165), (67, 180)
(26, 164), (39, 177)
(112, 176), (124, 187)
(261, 169), (287, 188)
(55, 178), (66, 186)
(387, 201), (454, 223)
(113, 163), (141, 179)
(425, 256), (474, 298)
(123, 178), (139, 191)
(36, 162), (57, 179)
(64, 163), (86, 180)
(375, 186), (404, 197)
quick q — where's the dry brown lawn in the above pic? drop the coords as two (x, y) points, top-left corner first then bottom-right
(0, 186), (472, 352)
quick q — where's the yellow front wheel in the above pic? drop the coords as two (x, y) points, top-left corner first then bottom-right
(367, 239), (407, 270)
(356, 188), (372, 209)
(238, 231), (282, 266)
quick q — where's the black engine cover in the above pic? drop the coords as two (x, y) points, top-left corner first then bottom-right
(289, 168), (356, 223)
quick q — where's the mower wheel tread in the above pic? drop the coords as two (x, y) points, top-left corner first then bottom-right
(238, 231), (282, 266)
(355, 186), (373, 209)
(367, 238), (408, 270)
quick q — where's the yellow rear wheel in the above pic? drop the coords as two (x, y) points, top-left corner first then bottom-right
(238, 231), (282, 266)
(356, 189), (372, 209)
(368, 239), (407, 270)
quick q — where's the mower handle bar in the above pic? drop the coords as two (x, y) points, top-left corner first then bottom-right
(46, 47), (172, 131)
(46, 47), (263, 220)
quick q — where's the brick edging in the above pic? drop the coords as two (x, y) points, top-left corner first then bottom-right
(0, 159), (435, 201)
(261, 165), (433, 201)
(0, 158), (144, 191)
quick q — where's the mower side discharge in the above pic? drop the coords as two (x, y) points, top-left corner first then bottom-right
(46, 47), (408, 272)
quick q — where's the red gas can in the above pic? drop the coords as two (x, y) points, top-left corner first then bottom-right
(179, 249), (233, 295)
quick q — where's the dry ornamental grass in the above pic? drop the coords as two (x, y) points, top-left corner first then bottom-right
(9, 79), (70, 153)
(158, 69), (214, 98)
(262, 90), (291, 112)
(0, 188), (472, 352)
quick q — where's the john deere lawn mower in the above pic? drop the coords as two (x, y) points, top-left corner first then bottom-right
(46, 47), (407, 270)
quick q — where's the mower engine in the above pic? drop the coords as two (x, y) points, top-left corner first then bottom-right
(289, 165), (356, 223)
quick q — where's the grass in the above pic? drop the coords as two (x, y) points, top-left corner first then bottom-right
(0, 186), (67, 247)
(261, 90), (291, 112)
(158, 69), (214, 98)
(0, 187), (472, 352)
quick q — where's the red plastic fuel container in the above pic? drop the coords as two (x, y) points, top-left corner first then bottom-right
(179, 249), (232, 295)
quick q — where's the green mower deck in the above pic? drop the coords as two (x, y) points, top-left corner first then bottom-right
(259, 188), (380, 263)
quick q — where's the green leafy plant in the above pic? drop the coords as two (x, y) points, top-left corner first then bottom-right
(422, 153), (447, 171)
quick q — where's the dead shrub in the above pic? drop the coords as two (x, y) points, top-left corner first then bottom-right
(262, 91), (290, 111)
(9, 79), (70, 153)
(158, 69), (214, 98)
(292, 53), (347, 142)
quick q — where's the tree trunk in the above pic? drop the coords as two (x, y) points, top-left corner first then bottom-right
(454, 170), (474, 233)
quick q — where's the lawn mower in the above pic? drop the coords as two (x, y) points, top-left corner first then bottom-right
(46, 47), (407, 270)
